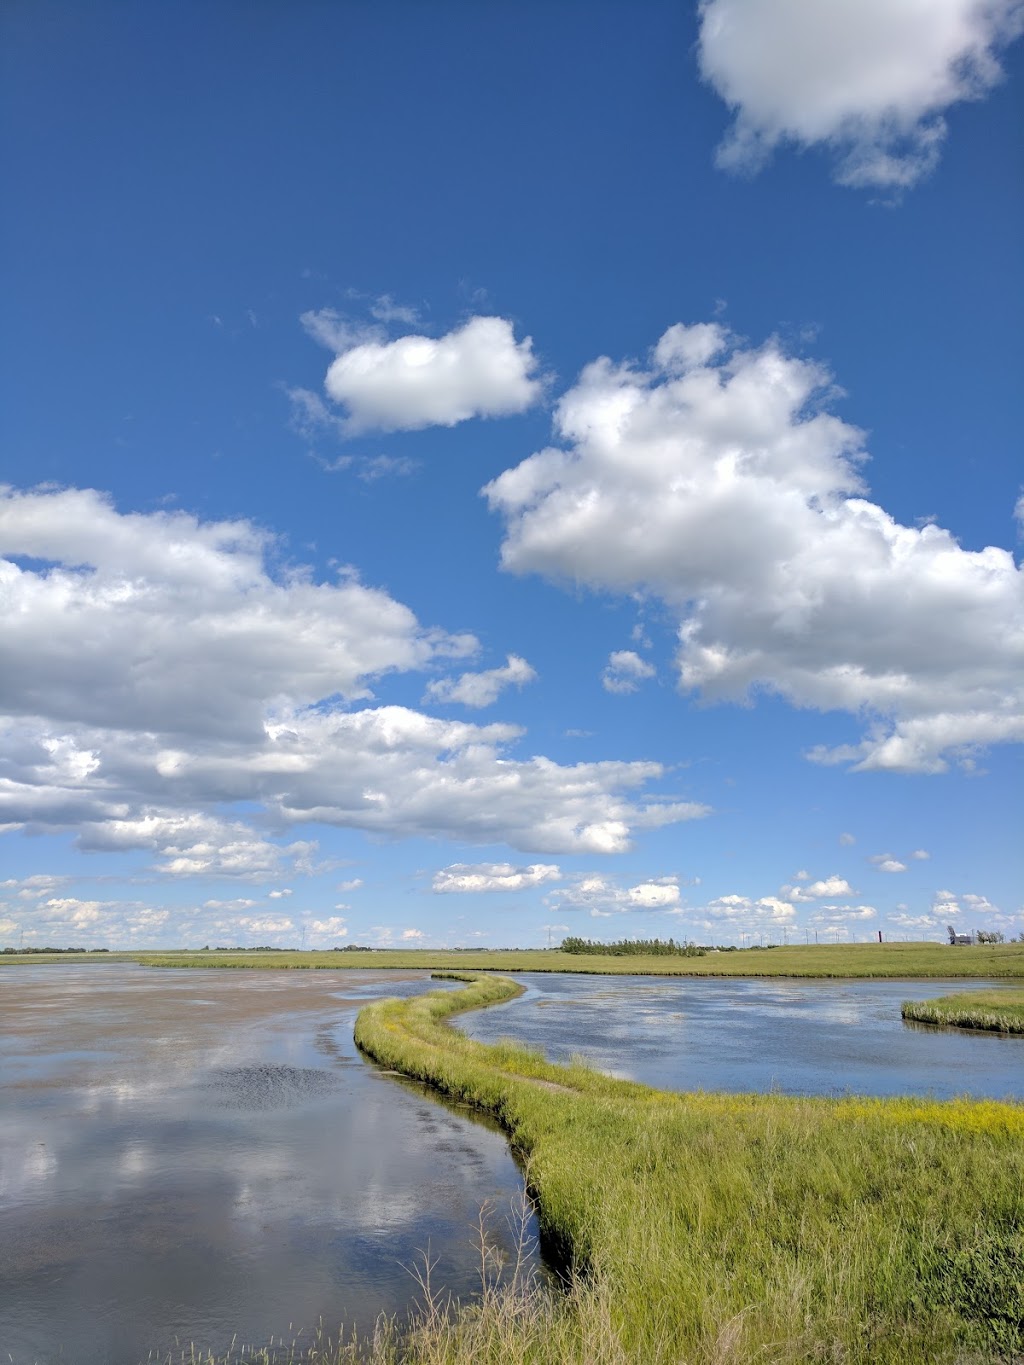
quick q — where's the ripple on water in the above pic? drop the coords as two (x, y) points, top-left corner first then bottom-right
(203, 1063), (340, 1110)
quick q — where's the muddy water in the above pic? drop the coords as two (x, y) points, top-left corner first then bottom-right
(458, 973), (1023, 1100)
(0, 964), (535, 1365)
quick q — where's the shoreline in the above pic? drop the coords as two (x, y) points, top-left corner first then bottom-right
(5, 940), (1024, 981)
(902, 988), (1024, 1034)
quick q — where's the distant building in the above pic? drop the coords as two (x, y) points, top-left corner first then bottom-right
(947, 925), (974, 946)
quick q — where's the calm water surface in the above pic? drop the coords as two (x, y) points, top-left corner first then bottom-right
(458, 973), (1023, 1100)
(0, 964), (536, 1365)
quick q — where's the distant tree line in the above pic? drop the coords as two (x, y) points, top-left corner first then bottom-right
(560, 936), (706, 957)
(196, 944), (379, 952)
(199, 944), (288, 951)
(2, 946), (109, 954)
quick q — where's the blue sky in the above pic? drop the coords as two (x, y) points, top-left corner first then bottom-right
(2, 0), (1022, 950)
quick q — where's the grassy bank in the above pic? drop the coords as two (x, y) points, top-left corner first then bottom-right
(112, 940), (1024, 978)
(349, 971), (1024, 1364)
(902, 988), (1024, 1034)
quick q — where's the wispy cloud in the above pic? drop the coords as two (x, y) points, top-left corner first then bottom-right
(433, 862), (561, 894)
(426, 654), (537, 708)
(602, 651), (656, 695)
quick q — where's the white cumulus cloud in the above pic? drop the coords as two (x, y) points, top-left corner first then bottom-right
(782, 875), (856, 901)
(936, 889), (1001, 918)
(550, 873), (682, 915)
(897, 889), (1017, 939)
(433, 862), (562, 893)
(319, 316), (543, 433)
(698, 0), (1024, 189)
(602, 651), (656, 695)
(425, 654), (537, 708)
(309, 916), (348, 939)
(1, 895), (174, 946)
(73, 813), (317, 881)
(485, 324), (1024, 774)
(933, 888), (962, 916)
(870, 855), (908, 873)
(0, 488), (707, 858)
(238, 916), (294, 935)
(0, 486), (475, 740)
(693, 893), (797, 927)
(626, 880), (682, 909)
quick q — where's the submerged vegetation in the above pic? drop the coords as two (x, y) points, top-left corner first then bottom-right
(902, 988), (1024, 1034)
(343, 972), (1024, 1364)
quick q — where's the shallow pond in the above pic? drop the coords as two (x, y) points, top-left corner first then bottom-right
(458, 973), (1023, 1100)
(0, 964), (536, 1365)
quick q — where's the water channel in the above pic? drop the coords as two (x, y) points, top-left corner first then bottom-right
(0, 964), (535, 1365)
(458, 972), (1023, 1100)
(3, 964), (1020, 1364)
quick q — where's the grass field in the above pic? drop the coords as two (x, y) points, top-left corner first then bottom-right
(7, 939), (1019, 978)
(902, 988), (1024, 1034)
(345, 971), (1024, 1364)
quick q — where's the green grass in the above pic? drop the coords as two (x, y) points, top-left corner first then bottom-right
(902, 988), (1024, 1034)
(15, 939), (1017, 978)
(348, 971), (1024, 1364)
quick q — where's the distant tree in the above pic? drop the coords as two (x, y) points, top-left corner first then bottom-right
(560, 936), (705, 957)
(561, 936), (588, 954)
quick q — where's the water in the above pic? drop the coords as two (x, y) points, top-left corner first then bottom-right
(0, 964), (536, 1365)
(457, 973), (1023, 1100)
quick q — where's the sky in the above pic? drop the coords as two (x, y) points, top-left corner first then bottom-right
(1, 0), (1022, 951)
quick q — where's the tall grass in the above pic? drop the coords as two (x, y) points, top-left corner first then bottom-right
(349, 971), (1024, 1364)
(125, 940), (1024, 978)
(902, 989), (1024, 1034)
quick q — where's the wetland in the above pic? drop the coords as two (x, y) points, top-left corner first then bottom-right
(2, 956), (1021, 1363)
